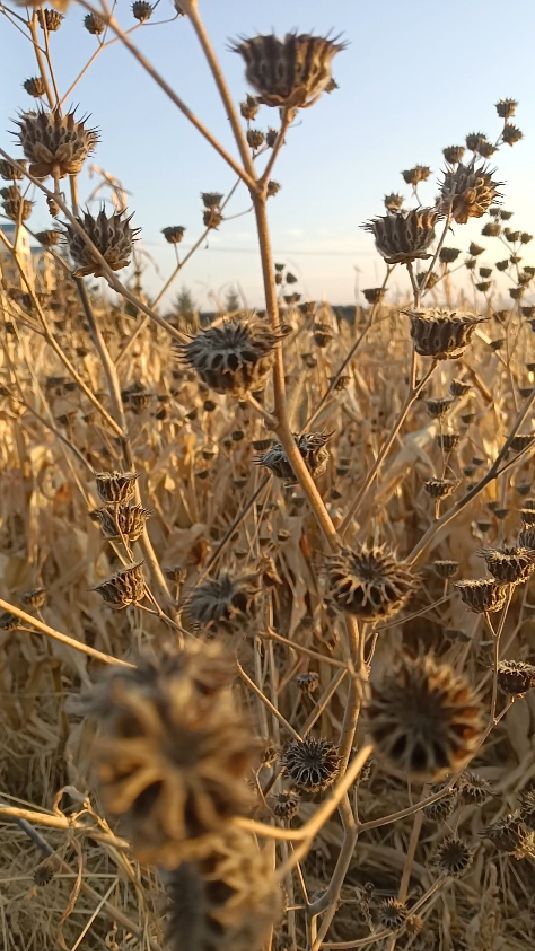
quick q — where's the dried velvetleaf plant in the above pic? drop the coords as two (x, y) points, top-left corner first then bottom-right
(64, 208), (139, 278)
(179, 317), (278, 396)
(324, 545), (419, 621)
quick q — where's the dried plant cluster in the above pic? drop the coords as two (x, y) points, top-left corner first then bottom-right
(0, 6), (534, 951)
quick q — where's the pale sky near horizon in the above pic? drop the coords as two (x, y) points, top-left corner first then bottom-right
(1, 0), (535, 310)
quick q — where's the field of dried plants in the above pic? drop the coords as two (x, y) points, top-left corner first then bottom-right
(1, 3), (535, 950)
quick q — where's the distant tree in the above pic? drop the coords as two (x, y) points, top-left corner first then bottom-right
(175, 286), (195, 318)
(225, 286), (240, 312)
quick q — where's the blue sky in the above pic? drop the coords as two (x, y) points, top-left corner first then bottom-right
(1, 0), (535, 308)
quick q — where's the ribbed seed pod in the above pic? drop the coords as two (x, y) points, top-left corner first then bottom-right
(425, 396), (454, 417)
(377, 898), (407, 930)
(16, 109), (98, 178)
(257, 432), (331, 483)
(1, 185), (33, 222)
(184, 574), (259, 635)
(366, 656), (484, 781)
(93, 562), (145, 609)
(519, 526), (535, 550)
(518, 791), (535, 830)
(455, 579), (509, 613)
(384, 192), (404, 213)
(23, 76), (46, 97)
(325, 545), (418, 621)
(84, 12), (105, 34)
(161, 225), (185, 244)
(35, 228), (62, 247)
(363, 208), (438, 264)
(95, 470), (138, 504)
(425, 479), (458, 500)
(132, 0), (152, 21)
(89, 644), (259, 867)
(231, 33), (344, 108)
(485, 813), (534, 855)
(166, 831), (281, 951)
(272, 789), (300, 821)
(432, 835), (474, 876)
(284, 737), (340, 792)
(406, 308), (487, 359)
(37, 9), (63, 31)
(477, 546), (535, 583)
(0, 611), (19, 632)
(64, 208), (138, 277)
(433, 560), (459, 579)
(21, 587), (46, 609)
(295, 672), (319, 695)
(436, 433), (461, 451)
(179, 318), (277, 396)
(423, 787), (458, 821)
(458, 769), (492, 805)
(439, 161), (501, 224)
(443, 145), (465, 165)
(497, 660), (535, 696)
(0, 158), (27, 180)
(401, 165), (431, 186)
(450, 378), (471, 397)
(90, 504), (150, 542)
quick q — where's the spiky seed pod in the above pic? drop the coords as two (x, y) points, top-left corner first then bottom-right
(425, 479), (458, 500)
(35, 228), (61, 247)
(433, 560), (459, 579)
(406, 308), (487, 359)
(231, 33), (344, 109)
(1, 186), (33, 222)
(439, 246), (461, 264)
(384, 192), (403, 213)
(485, 813), (534, 855)
(201, 192), (223, 210)
(480, 267), (493, 278)
(0, 611), (20, 632)
(520, 232), (533, 244)
(272, 789), (300, 821)
(478, 140), (496, 158)
(465, 132), (488, 152)
(502, 124), (523, 146)
(16, 109), (98, 179)
(295, 672), (320, 696)
(184, 574), (259, 635)
(64, 208), (138, 277)
(450, 378), (471, 396)
(433, 835), (474, 876)
(458, 769), (492, 805)
(510, 434), (535, 452)
(23, 76), (46, 97)
(482, 221), (501, 237)
(95, 470), (138, 504)
(496, 98), (517, 118)
(37, 9), (63, 30)
(476, 281), (491, 293)
(497, 660), (535, 696)
(89, 646), (259, 867)
(439, 161), (501, 224)
(325, 545), (418, 621)
(284, 737), (340, 792)
(363, 287), (386, 304)
(94, 562), (145, 609)
(366, 656), (484, 781)
(0, 158), (27, 180)
(455, 579), (509, 614)
(425, 396), (454, 417)
(240, 95), (258, 121)
(257, 432), (331, 483)
(423, 787), (458, 821)
(443, 145), (465, 165)
(477, 546), (535, 583)
(436, 433), (461, 451)
(132, 0), (152, 21)
(90, 504), (150, 543)
(84, 12), (105, 33)
(377, 898), (407, 930)
(520, 508), (535, 527)
(401, 165), (431, 186)
(246, 128), (265, 150)
(21, 587), (46, 609)
(34, 855), (60, 886)
(363, 208), (438, 265)
(160, 225), (185, 246)
(166, 831), (282, 951)
(180, 318), (276, 396)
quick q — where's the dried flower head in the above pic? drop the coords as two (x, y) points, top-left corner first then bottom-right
(502, 124), (523, 146)
(179, 317), (277, 396)
(184, 574), (259, 635)
(433, 560), (459, 579)
(232, 32), (344, 108)
(425, 479), (458, 500)
(455, 579), (509, 613)
(16, 109), (98, 179)
(1, 185), (33, 222)
(240, 95), (258, 121)
(325, 545), (418, 621)
(425, 396), (454, 417)
(132, 0), (152, 21)
(497, 660), (535, 696)
(84, 12), (105, 34)
(167, 831), (281, 951)
(406, 308), (487, 359)
(161, 225), (185, 244)
(458, 769), (492, 805)
(246, 128), (264, 150)
(496, 98), (518, 119)
(363, 208), (438, 264)
(366, 656), (484, 781)
(402, 165), (431, 186)
(295, 672), (320, 695)
(518, 791), (535, 830)
(0, 157), (26, 180)
(35, 228), (61, 247)
(21, 587), (46, 609)
(64, 208), (138, 278)
(90, 645), (259, 866)
(34, 855), (60, 886)
(90, 504), (150, 543)
(477, 546), (535, 583)
(377, 898), (407, 930)
(95, 470), (138, 504)
(465, 132), (488, 153)
(37, 9), (63, 30)
(433, 835), (474, 876)
(440, 161), (501, 224)
(23, 76), (46, 97)
(0, 611), (20, 632)
(257, 432), (331, 483)
(94, 562), (145, 609)
(443, 145), (465, 165)
(284, 737), (340, 792)
(423, 787), (458, 821)
(272, 789), (300, 821)
(384, 192), (403, 213)
(485, 813), (534, 855)
(450, 378), (471, 397)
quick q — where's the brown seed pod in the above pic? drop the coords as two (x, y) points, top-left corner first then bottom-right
(433, 560), (459, 579)
(485, 813), (534, 855)
(132, 0), (153, 21)
(363, 208), (439, 265)
(64, 208), (139, 278)
(497, 660), (535, 696)
(325, 545), (418, 621)
(455, 579), (509, 613)
(21, 587), (46, 609)
(458, 769), (492, 805)
(425, 479), (458, 500)
(295, 672), (320, 695)
(284, 737), (340, 792)
(384, 192), (404, 213)
(95, 471), (138, 504)
(16, 109), (98, 179)
(423, 787), (458, 821)
(93, 562), (145, 609)
(84, 12), (105, 34)
(90, 504), (150, 543)
(0, 611), (20, 632)
(443, 145), (465, 165)
(257, 432), (331, 483)
(406, 308), (487, 359)
(1, 185), (34, 222)
(432, 835), (474, 876)
(184, 574), (259, 635)
(401, 165), (431, 186)
(272, 789), (300, 821)
(231, 32), (344, 108)
(35, 228), (62, 247)
(439, 161), (501, 224)
(366, 655), (484, 781)
(161, 225), (185, 244)
(37, 9), (63, 31)
(477, 546), (535, 583)
(179, 318), (277, 396)
(376, 898), (407, 930)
